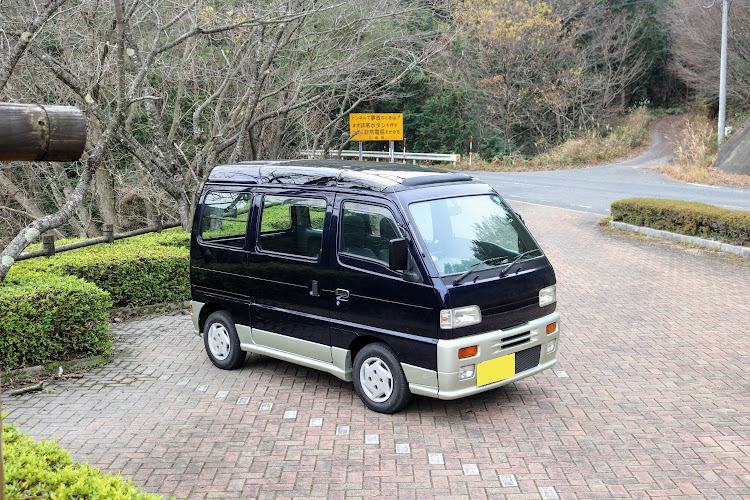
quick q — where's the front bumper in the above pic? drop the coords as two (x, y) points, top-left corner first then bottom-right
(406, 312), (560, 400)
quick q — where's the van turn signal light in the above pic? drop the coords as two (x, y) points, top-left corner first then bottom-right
(458, 345), (478, 359)
(546, 322), (556, 335)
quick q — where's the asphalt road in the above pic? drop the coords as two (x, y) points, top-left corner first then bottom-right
(473, 166), (750, 215)
(470, 134), (750, 215)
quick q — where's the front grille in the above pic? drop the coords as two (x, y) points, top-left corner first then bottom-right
(515, 345), (541, 373)
(501, 331), (532, 350)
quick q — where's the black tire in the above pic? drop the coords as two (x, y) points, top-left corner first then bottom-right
(352, 342), (412, 413)
(203, 311), (246, 370)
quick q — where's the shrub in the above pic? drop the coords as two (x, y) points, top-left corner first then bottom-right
(611, 198), (750, 246)
(3, 421), (162, 499)
(14, 228), (190, 307)
(490, 105), (652, 169)
(0, 271), (112, 371)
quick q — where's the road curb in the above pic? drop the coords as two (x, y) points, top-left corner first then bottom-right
(609, 220), (750, 258)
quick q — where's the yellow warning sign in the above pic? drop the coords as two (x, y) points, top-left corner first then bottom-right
(349, 113), (403, 141)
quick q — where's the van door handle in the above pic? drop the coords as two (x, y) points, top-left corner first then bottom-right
(309, 280), (320, 297)
(335, 288), (349, 302)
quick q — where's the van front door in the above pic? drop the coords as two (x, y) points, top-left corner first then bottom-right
(248, 191), (333, 362)
(328, 196), (438, 372)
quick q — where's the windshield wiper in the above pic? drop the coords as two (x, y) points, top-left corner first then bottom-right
(498, 249), (542, 278)
(453, 256), (509, 285)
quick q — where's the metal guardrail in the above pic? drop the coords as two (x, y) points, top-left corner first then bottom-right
(301, 150), (461, 166)
(16, 215), (181, 261)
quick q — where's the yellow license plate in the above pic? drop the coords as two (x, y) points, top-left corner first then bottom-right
(476, 353), (515, 386)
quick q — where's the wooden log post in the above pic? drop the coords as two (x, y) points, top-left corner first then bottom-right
(0, 103), (86, 162)
(42, 234), (55, 257)
(152, 214), (163, 233)
(102, 224), (114, 244)
(0, 103), (86, 500)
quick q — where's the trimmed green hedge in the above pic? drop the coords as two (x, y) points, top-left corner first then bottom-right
(1, 229), (189, 370)
(611, 198), (750, 246)
(0, 271), (112, 371)
(3, 421), (162, 499)
(14, 229), (190, 307)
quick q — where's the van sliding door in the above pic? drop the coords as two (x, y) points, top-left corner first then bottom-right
(247, 191), (334, 362)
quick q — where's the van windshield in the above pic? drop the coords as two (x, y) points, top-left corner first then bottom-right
(409, 194), (541, 276)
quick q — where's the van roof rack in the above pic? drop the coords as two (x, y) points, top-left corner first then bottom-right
(206, 159), (475, 192)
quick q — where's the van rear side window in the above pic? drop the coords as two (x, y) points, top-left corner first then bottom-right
(199, 191), (252, 247)
(258, 195), (326, 258)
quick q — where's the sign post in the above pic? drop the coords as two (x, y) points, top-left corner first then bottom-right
(349, 113), (404, 162)
(469, 136), (473, 167)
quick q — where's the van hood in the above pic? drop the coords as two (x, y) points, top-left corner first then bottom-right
(438, 257), (556, 339)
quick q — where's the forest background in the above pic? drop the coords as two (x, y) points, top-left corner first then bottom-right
(0, 0), (747, 251)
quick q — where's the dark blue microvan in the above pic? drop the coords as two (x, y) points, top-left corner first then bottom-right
(190, 160), (559, 413)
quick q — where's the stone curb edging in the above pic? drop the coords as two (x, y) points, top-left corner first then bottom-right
(1, 355), (109, 385)
(609, 220), (750, 258)
(109, 300), (190, 318)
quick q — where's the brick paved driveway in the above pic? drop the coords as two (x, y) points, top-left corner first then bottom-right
(5, 203), (750, 499)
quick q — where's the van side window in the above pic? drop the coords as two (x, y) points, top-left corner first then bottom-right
(310, 205), (326, 229)
(340, 202), (402, 265)
(258, 195), (326, 258)
(199, 191), (252, 248)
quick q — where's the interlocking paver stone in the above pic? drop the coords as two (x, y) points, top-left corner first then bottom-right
(539, 486), (559, 499)
(462, 464), (479, 476)
(5, 204), (750, 499)
(499, 474), (517, 487)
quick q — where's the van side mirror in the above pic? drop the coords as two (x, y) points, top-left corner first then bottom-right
(389, 238), (408, 271)
(515, 211), (525, 225)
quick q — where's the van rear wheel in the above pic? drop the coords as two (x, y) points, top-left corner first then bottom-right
(204, 311), (245, 370)
(353, 343), (412, 413)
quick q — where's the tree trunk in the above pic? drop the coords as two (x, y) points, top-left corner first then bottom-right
(0, 156), (98, 282)
(94, 166), (118, 229)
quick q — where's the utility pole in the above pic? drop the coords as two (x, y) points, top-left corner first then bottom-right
(718, 0), (730, 145)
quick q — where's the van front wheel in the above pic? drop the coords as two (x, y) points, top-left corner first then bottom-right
(204, 311), (246, 370)
(353, 343), (412, 413)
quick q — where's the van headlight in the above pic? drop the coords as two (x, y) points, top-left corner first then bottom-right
(440, 305), (482, 329)
(539, 285), (557, 307)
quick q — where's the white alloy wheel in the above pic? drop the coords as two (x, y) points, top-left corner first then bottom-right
(207, 322), (231, 360)
(359, 356), (394, 403)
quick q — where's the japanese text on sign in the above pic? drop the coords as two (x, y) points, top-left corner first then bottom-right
(349, 113), (403, 141)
